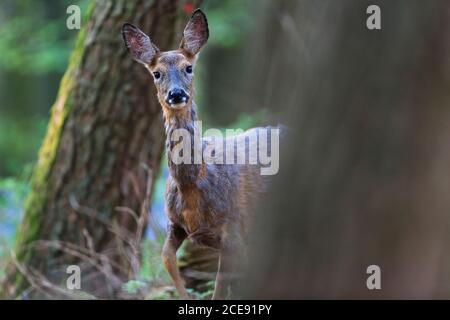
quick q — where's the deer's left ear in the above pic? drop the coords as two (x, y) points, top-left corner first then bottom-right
(180, 9), (209, 56)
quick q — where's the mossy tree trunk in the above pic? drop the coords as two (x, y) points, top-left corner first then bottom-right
(2, 0), (192, 299)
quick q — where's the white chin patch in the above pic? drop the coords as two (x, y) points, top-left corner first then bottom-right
(168, 102), (187, 109)
(167, 96), (188, 109)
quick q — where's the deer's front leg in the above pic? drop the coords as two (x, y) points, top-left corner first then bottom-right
(162, 224), (189, 299)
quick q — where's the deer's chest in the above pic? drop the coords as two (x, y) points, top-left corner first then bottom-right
(166, 183), (223, 248)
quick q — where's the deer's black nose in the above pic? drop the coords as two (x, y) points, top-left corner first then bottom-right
(167, 88), (189, 105)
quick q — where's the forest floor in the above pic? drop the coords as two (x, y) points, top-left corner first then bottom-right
(0, 175), (212, 300)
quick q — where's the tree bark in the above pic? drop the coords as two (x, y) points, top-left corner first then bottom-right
(2, 0), (189, 299)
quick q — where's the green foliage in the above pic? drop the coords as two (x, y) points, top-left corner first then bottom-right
(204, 0), (254, 48)
(190, 281), (215, 300)
(0, 116), (47, 176)
(0, 0), (90, 177)
(122, 280), (147, 295)
(0, 0), (89, 74)
(139, 238), (171, 284)
(0, 177), (29, 211)
(150, 290), (172, 300)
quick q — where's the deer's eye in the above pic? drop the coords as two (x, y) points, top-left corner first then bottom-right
(186, 65), (193, 74)
(153, 71), (161, 79)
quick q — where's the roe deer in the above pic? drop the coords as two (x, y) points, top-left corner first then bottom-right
(122, 9), (280, 299)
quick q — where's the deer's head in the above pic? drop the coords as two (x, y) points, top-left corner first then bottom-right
(122, 9), (208, 113)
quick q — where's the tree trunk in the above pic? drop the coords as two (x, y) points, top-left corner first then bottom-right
(241, 0), (450, 298)
(2, 0), (189, 299)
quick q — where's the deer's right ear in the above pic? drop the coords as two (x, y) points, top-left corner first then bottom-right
(122, 23), (158, 65)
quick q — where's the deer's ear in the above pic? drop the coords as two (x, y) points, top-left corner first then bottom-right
(122, 23), (158, 65)
(180, 9), (209, 56)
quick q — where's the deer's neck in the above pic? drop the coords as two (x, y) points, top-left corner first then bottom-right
(164, 102), (202, 188)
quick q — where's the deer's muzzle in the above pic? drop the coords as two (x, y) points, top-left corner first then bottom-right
(166, 88), (189, 107)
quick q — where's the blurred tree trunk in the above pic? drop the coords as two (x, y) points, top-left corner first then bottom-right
(179, 241), (218, 294)
(2, 0), (191, 299)
(241, 0), (450, 298)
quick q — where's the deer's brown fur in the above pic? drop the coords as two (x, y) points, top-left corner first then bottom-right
(122, 9), (273, 299)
